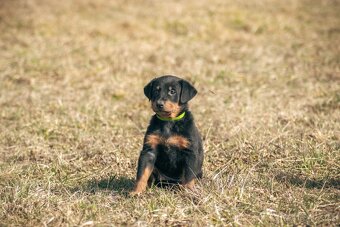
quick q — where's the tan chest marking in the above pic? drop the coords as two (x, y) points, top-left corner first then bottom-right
(146, 134), (162, 150)
(166, 135), (190, 149)
(146, 134), (190, 149)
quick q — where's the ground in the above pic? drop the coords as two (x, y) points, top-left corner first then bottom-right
(0, 0), (339, 226)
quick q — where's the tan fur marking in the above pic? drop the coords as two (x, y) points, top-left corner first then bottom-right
(130, 166), (153, 195)
(182, 178), (195, 190)
(146, 134), (162, 149)
(163, 101), (181, 118)
(166, 135), (190, 149)
(151, 101), (181, 118)
(146, 134), (189, 149)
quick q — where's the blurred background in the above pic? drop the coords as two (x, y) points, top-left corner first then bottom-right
(0, 0), (339, 226)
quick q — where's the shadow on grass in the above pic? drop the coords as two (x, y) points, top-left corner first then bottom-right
(72, 176), (135, 196)
(275, 172), (340, 190)
(71, 176), (194, 196)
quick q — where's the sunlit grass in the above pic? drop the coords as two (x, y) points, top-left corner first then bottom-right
(0, 0), (339, 225)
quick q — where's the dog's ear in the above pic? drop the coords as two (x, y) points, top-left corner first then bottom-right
(144, 78), (156, 100)
(180, 79), (197, 103)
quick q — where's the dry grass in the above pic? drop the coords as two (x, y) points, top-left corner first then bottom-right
(0, 0), (339, 226)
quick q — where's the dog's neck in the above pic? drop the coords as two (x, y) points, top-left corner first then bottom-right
(156, 111), (186, 121)
(155, 104), (188, 122)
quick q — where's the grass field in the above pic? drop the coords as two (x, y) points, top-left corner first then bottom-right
(0, 0), (339, 226)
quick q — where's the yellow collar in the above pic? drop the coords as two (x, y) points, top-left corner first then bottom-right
(156, 112), (186, 121)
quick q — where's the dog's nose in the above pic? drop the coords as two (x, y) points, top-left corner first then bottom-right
(156, 101), (164, 109)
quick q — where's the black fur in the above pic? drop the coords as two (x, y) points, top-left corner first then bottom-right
(133, 75), (203, 192)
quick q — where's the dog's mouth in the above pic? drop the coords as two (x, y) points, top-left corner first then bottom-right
(156, 111), (172, 118)
(151, 101), (181, 119)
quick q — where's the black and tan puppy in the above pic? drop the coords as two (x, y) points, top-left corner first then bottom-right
(130, 75), (203, 195)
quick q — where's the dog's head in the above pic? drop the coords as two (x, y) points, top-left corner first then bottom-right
(144, 75), (197, 118)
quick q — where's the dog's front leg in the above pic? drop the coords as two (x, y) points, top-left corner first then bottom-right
(130, 150), (156, 196)
(181, 153), (199, 190)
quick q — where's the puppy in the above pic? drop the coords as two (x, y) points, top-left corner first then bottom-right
(130, 75), (203, 195)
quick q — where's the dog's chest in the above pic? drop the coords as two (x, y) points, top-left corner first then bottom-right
(160, 122), (182, 136)
(155, 123), (187, 168)
(156, 144), (185, 175)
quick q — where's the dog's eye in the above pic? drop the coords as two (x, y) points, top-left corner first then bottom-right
(169, 90), (176, 95)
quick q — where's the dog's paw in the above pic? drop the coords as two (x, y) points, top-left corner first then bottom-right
(129, 190), (142, 197)
(181, 179), (195, 191)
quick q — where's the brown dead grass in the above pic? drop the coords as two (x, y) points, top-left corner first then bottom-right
(0, 0), (339, 226)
